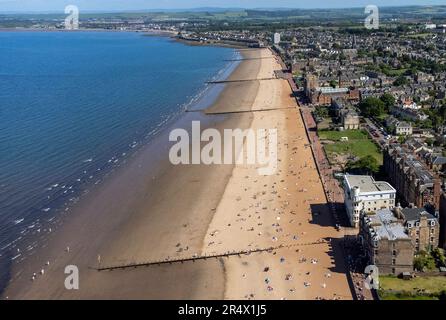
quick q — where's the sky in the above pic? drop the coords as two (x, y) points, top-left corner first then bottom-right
(1, 0), (446, 13)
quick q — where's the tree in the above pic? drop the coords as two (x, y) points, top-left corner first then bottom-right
(358, 97), (386, 117)
(414, 251), (437, 272)
(393, 75), (409, 86)
(346, 155), (380, 175)
(404, 67), (418, 76)
(398, 135), (408, 144)
(432, 248), (446, 267)
(425, 137), (434, 147)
(414, 256), (425, 271)
(380, 93), (395, 112)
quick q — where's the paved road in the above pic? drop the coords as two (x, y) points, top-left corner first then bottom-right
(363, 118), (387, 150)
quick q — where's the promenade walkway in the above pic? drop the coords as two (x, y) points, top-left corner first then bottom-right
(272, 50), (375, 300)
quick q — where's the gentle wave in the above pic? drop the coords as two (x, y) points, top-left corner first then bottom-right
(0, 32), (238, 285)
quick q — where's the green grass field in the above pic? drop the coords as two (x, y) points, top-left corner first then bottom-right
(379, 275), (446, 300)
(318, 130), (369, 140)
(318, 130), (383, 165)
(406, 33), (432, 39)
(384, 68), (408, 76)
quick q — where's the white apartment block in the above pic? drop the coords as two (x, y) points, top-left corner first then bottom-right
(343, 175), (397, 228)
(273, 33), (281, 45)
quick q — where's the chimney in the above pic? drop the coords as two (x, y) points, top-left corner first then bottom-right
(394, 203), (404, 220)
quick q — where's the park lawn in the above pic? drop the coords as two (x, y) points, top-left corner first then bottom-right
(380, 275), (446, 292)
(385, 68), (407, 77)
(379, 292), (438, 300)
(318, 129), (369, 141)
(318, 130), (383, 165)
(378, 275), (446, 300)
(406, 33), (432, 39)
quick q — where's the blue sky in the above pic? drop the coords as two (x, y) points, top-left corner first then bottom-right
(1, 0), (446, 13)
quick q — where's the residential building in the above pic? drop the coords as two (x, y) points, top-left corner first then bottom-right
(426, 155), (446, 174)
(344, 175), (397, 228)
(386, 116), (413, 136)
(359, 209), (414, 275)
(342, 109), (360, 130)
(305, 74), (360, 105)
(391, 105), (429, 122)
(439, 194), (446, 249)
(384, 144), (442, 209)
(273, 32), (281, 45)
(331, 98), (360, 130)
(395, 206), (440, 252)
(305, 74), (318, 97)
(394, 121), (413, 136)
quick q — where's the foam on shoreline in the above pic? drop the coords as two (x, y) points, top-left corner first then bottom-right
(2, 48), (352, 300)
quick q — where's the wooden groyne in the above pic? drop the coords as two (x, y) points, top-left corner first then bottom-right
(204, 106), (295, 115)
(96, 240), (327, 272)
(237, 48), (264, 51)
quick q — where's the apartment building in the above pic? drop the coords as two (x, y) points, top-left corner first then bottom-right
(394, 206), (440, 252)
(384, 144), (442, 210)
(344, 175), (397, 228)
(439, 194), (446, 249)
(359, 209), (414, 275)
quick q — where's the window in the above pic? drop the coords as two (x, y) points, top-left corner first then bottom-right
(392, 250), (397, 256)
(392, 259), (396, 265)
(431, 237), (434, 243)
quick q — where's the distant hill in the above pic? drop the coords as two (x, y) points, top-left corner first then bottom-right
(1, 5), (446, 24)
(245, 5), (446, 20)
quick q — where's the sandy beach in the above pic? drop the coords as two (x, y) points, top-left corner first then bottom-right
(1, 48), (352, 300)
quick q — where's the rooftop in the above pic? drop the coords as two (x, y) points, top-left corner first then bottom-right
(364, 209), (410, 241)
(345, 175), (396, 193)
(401, 207), (437, 222)
(319, 87), (349, 94)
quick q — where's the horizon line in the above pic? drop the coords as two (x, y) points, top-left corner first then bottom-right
(0, 4), (444, 15)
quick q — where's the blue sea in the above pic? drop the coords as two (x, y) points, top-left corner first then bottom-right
(0, 31), (237, 280)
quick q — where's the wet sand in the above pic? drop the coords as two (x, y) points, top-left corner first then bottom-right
(1, 48), (352, 300)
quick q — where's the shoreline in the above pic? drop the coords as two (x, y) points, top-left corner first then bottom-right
(1, 47), (352, 300)
(0, 37), (241, 296)
(0, 28), (172, 33)
(0, 46), (258, 299)
(0, 28), (256, 49)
